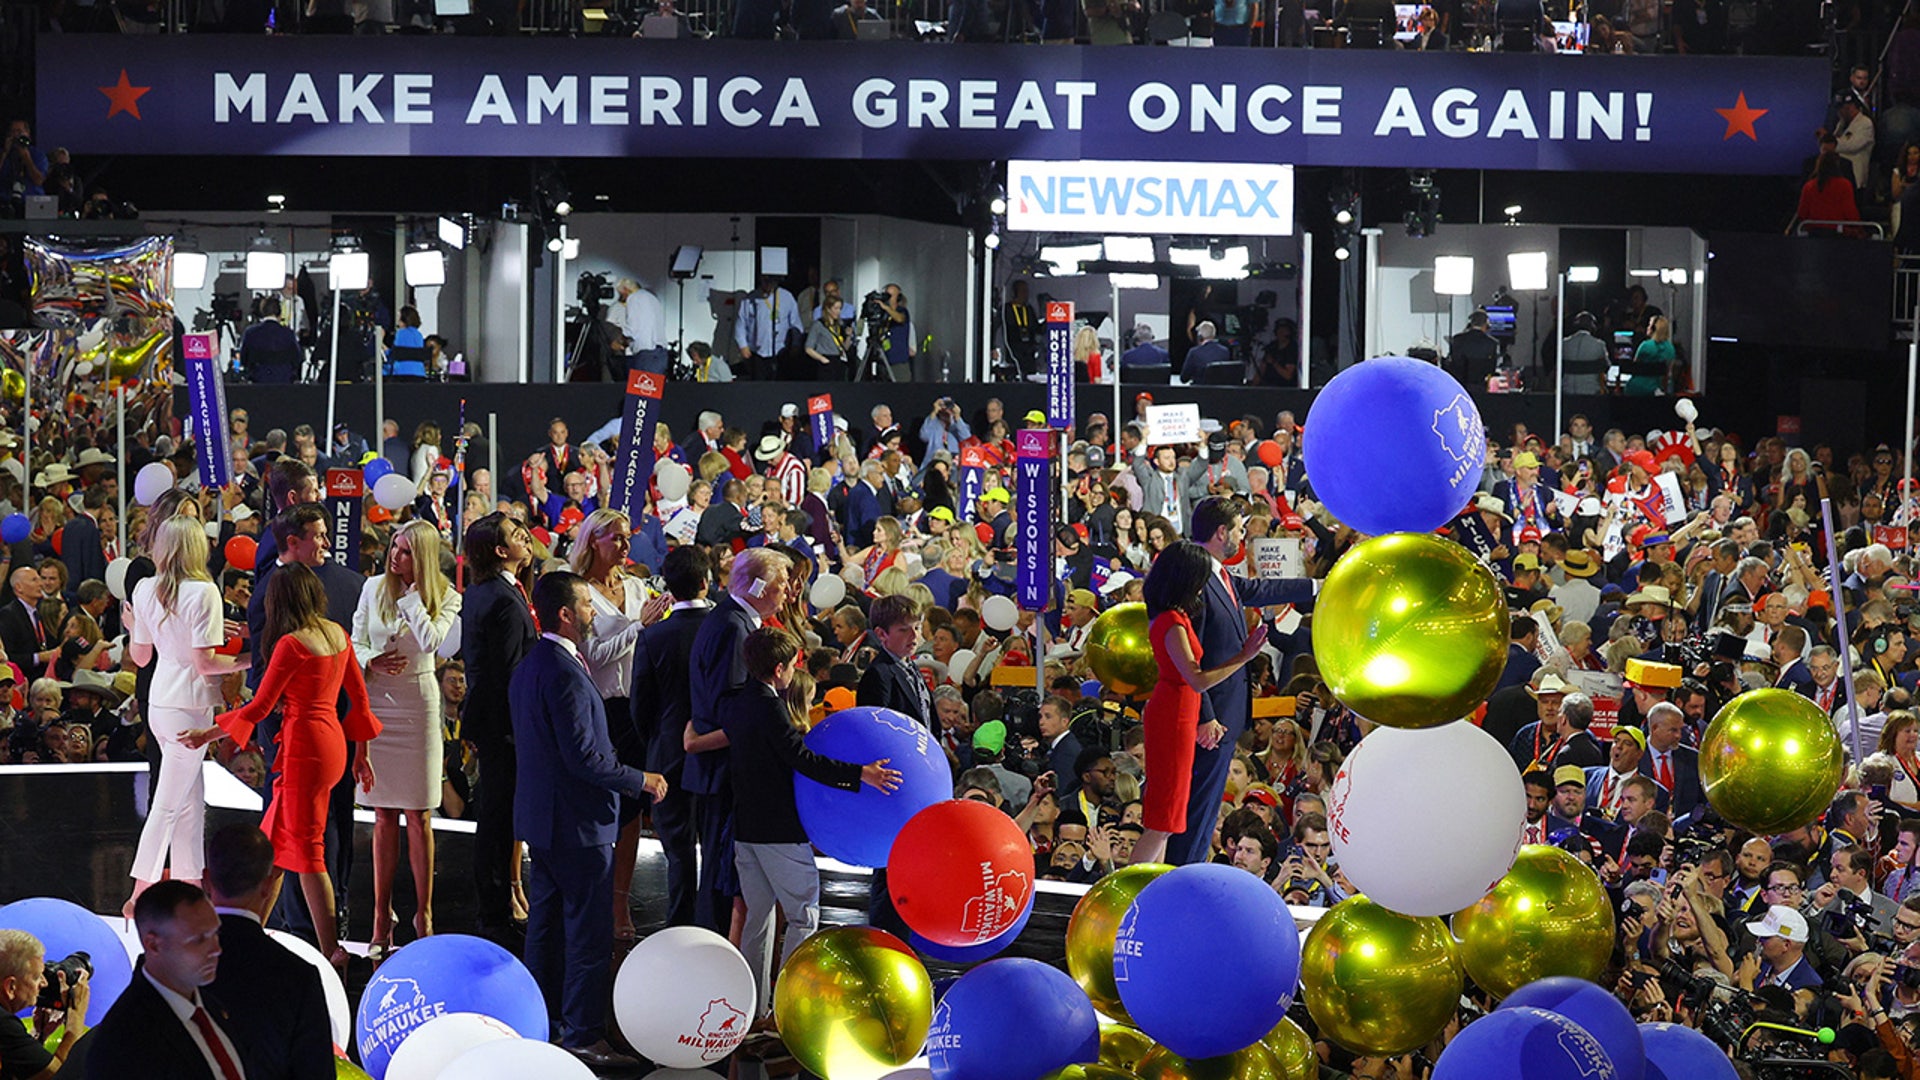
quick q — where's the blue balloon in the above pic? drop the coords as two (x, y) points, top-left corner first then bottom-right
(0, 513), (29, 545)
(353, 933), (547, 1080)
(0, 898), (134, 1028)
(794, 707), (950, 868)
(1112, 863), (1299, 1059)
(1502, 977), (1646, 1080)
(1300, 355), (1487, 536)
(927, 958), (1099, 1080)
(911, 892), (1034, 964)
(1434, 1007), (1618, 1080)
(1640, 1022), (1739, 1080)
(363, 458), (394, 485)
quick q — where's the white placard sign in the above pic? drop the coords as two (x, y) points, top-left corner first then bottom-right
(1145, 403), (1203, 446)
(1653, 472), (1688, 525)
(1251, 537), (1304, 580)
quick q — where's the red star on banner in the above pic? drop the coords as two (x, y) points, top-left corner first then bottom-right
(1715, 92), (1767, 142)
(97, 70), (151, 120)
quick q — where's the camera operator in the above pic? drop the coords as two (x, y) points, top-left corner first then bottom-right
(919, 397), (970, 461)
(0, 929), (89, 1079)
(1816, 843), (1903, 953)
(874, 284), (915, 377)
(0, 121), (48, 216)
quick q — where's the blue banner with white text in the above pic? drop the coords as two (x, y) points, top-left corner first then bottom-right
(1046, 301), (1075, 432)
(40, 39), (1824, 174)
(1015, 428), (1051, 612)
(613, 368), (664, 524)
(182, 332), (230, 490)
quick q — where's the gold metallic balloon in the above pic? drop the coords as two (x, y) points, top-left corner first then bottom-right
(106, 328), (169, 383)
(1451, 844), (1615, 999)
(1085, 602), (1157, 697)
(1101, 1022), (1156, 1072)
(1299, 896), (1462, 1057)
(1310, 532), (1510, 728)
(1068, 863), (1173, 1022)
(1042, 1066), (1141, 1080)
(1260, 1018), (1317, 1080)
(772, 926), (932, 1080)
(1699, 688), (1848, 835)
(334, 1060), (373, 1080)
(1135, 1040), (1285, 1080)
(0, 369), (21, 404)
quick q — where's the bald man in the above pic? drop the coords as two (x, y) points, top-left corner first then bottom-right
(0, 566), (55, 680)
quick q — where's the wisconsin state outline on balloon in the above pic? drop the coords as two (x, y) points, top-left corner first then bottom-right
(1432, 392), (1486, 486)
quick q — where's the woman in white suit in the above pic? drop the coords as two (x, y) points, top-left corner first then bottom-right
(352, 519), (462, 953)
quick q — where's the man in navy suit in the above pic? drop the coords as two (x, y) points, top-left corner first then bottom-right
(86, 882), (248, 1080)
(62, 485), (111, 592)
(511, 571), (666, 1069)
(1040, 695), (1084, 797)
(687, 548), (792, 933)
(459, 513), (540, 944)
(1165, 497), (1317, 865)
(1119, 324), (1170, 375)
(629, 546), (712, 929)
(1772, 624), (1813, 694)
(1583, 727), (1670, 816)
(1638, 703), (1703, 821)
(843, 462), (888, 549)
(203, 825), (333, 1080)
(856, 594), (932, 728)
(238, 297), (302, 383)
(1179, 320), (1232, 384)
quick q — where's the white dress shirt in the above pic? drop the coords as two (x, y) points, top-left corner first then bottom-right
(142, 969), (248, 1079)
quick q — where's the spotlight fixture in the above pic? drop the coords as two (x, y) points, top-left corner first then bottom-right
(404, 248), (446, 287)
(547, 236), (565, 253)
(1507, 251), (1549, 291)
(438, 216), (468, 250)
(1334, 245), (1351, 261)
(245, 234), (287, 290)
(984, 232), (1001, 250)
(1567, 265), (1600, 284)
(554, 199), (573, 218)
(1433, 255), (1475, 296)
(1502, 204), (1522, 225)
(990, 195), (1007, 216)
(171, 241), (209, 290)
(266, 194), (286, 213)
(328, 250), (370, 291)
(1403, 170), (1441, 239)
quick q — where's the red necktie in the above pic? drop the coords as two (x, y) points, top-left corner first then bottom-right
(1601, 774), (1617, 809)
(1819, 683), (1835, 712)
(1219, 568), (1239, 609)
(514, 578), (539, 632)
(190, 1006), (244, 1080)
(1655, 754), (1673, 792)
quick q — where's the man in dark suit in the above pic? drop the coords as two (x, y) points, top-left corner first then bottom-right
(0, 566), (55, 681)
(695, 479), (754, 549)
(1039, 695), (1084, 796)
(1119, 324), (1171, 375)
(843, 462), (888, 549)
(62, 486), (111, 593)
(628, 546), (712, 929)
(238, 298), (301, 384)
(511, 571), (666, 1070)
(1773, 624), (1814, 694)
(1447, 310), (1502, 385)
(460, 513), (540, 944)
(687, 548), (791, 933)
(247, 460), (320, 580)
(1179, 320), (1232, 384)
(87, 882), (247, 1080)
(203, 825), (332, 1080)
(1638, 703), (1703, 821)
(1165, 497), (1316, 865)
(855, 594), (932, 729)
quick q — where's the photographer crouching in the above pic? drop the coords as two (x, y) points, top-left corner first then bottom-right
(0, 929), (90, 1079)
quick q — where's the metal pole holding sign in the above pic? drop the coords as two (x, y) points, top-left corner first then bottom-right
(326, 284), (342, 442)
(1555, 271), (1567, 441)
(115, 384), (126, 557)
(488, 412), (499, 513)
(1046, 300), (1074, 516)
(1821, 496), (1864, 762)
(1298, 230), (1313, 389)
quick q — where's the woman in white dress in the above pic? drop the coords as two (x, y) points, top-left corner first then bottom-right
(351, 519), (462, 952)
(570, 508), (667, 940)
(124, 517), (246, 914)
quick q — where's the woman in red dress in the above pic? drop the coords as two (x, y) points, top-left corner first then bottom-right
(184, 563), (381, 969)
(1129, 541), (1268, 866)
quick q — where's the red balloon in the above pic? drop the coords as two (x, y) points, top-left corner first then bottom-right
(50, 527), (63, 556)
(214, 635), (245, 657)
(1257, 440), (1284, 467)
(224, 535), (257, 569)
(888, 799), (1036, 948)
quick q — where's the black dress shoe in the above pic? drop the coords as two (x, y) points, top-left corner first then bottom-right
(564, 1040), (640, 1069)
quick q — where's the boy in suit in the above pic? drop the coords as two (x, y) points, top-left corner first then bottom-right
(687, 628), (901, 1018)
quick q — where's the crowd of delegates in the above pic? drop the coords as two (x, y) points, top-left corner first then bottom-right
(23, 374), (1920, 1071)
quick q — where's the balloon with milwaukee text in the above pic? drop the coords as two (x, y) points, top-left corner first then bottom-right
(612, 927), (756, 1069)
(888, 800), (1035, 949)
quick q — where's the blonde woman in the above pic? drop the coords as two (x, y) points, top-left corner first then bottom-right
(410, 421), (443, 486)
(569, 508), (666, 941)
(351, 519), (462, 952)
(124, 516), (245, 915)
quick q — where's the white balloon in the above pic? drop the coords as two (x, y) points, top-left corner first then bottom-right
(374, 473), (416, 512)
(612, 926), (756, 1069)
(134, 462), (173, 506)
(264, 929), (351, 1050)
(385, 1012), (519, 1080)
(945, 649), (977, 684)
(809, 574), (847, 610)
(1326, 722), (1526, 917)
(981, 595), (1019, 632)
(437, 1037), (593, 1080)
(105, 557), (132, 601)
(654, 460), (691, 502)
